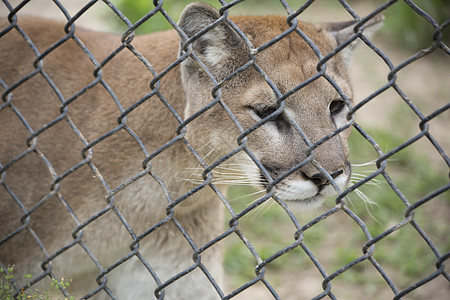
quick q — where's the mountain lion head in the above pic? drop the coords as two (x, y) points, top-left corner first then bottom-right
(177, 3), (383, 211)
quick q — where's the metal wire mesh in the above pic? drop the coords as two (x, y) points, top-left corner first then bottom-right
(0, 0), (449, 299)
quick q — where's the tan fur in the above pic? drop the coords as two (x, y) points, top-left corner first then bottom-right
(0, 3), (382, 299)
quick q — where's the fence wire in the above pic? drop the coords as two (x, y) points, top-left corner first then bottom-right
(0, 0), (449, 299)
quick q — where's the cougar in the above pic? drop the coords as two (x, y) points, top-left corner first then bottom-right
(0, 2), (382, 299)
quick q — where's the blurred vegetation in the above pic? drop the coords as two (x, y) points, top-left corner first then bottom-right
(373, 0), (450, 51)
(224, 123), (449, 293)
(112, 0), (449, 52)
(110, 0), (216, 34)
(0, 267), (74, 300)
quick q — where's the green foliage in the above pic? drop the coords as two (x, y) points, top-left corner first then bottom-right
(368, 0), (450, 50)
(113, 0), (218, 34)
(0, 267), (74, 300)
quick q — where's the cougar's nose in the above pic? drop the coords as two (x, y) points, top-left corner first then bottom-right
(304, 169), (343, 186)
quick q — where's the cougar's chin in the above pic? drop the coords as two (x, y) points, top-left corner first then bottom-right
(268, 181), (323, 212)
(282, 195), (327, 212)
(272, 176), (348, 212)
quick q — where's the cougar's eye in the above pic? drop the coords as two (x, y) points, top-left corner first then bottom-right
(253, 106), (277, 120)
(249, 106), (290, 132)
(329, 99), (346, 116)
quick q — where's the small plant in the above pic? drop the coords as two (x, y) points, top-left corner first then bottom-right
(0, 266), (74, 300)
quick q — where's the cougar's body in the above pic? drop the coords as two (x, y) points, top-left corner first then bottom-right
(0, 3), (382, 299)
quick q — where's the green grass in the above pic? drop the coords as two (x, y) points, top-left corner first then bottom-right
(222, 123), (449, 293)
(345, 124), (449, 284)
(223, 187), (324, 285)
(0, 267), (74, 300)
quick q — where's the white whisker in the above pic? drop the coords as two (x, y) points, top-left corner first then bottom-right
(229, 189), (265, 202)
(351, 174), (384, 183)
(351, 160), (377, 168)
(356, 188), (381, 224)
(257, 200), (277, 216)
(344, 195), (357, 211)
(345, 176), (382, 224)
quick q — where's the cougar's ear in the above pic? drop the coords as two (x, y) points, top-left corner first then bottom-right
(320, 14), (384, 65)
(178, 2), (246, 76)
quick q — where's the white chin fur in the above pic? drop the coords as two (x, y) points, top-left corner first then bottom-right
(283, 196), (326, 213)
(274, 174), (348, 212)
(275, 180), (318, 201)
(274, 182), (324, 213)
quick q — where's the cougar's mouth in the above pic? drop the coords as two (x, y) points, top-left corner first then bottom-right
(259, 177), (326, 209)
(258, 165), (349, 211)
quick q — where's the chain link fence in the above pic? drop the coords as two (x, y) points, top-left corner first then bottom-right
(0, 0), (449, 299)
